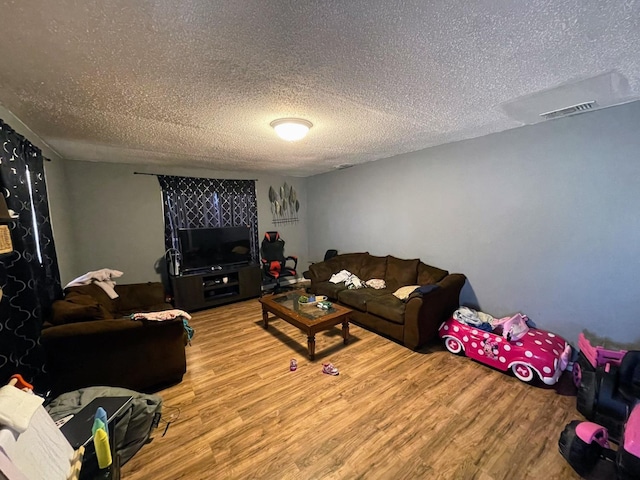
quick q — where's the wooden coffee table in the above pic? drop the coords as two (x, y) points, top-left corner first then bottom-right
(259, 290), (352, 360)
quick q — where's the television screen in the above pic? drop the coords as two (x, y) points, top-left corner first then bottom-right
(178, 226), (251, 271)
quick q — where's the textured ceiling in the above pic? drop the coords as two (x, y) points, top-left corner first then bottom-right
(0, 0), (639, 177)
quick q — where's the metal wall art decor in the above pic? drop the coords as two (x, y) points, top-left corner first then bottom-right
(269, 183), (299, 225)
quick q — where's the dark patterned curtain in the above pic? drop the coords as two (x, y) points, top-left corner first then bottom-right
(157, 176), (259, 263)
(0, 119), (62, 387)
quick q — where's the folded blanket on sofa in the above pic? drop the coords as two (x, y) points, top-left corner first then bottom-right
(64, 268), (124, 299)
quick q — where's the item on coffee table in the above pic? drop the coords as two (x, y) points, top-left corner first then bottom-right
(298, 295), (327, 306)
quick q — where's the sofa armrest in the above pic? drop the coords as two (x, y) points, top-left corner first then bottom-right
(41, 318), (186, 396)
(403, 273), (467, 349)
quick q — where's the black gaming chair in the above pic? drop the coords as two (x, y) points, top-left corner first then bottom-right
(260, 231), (298, 293)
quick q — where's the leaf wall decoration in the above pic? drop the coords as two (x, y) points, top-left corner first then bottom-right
(269, 182), (300, 224)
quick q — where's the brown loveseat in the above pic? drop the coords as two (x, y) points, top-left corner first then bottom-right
(308, 253), (466, 349)
(41, 282), (187, 396)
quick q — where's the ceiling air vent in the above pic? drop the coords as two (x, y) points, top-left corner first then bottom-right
(500, 71), (637, 125)
(539, 101), (597, 120)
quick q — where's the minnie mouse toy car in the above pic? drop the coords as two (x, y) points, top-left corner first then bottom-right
(438, 307), (572, 385)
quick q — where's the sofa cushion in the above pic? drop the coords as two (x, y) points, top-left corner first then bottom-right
(116, 282), (167, 312)
(337, 288), (389, 312)
(332, 252), (371, 279)
(337, 289), (368, 311)
(51, 297), (111, 325)
(366, 295), (406, 325)
(313, 280), (349, 300)
(309, 253), (367, 282)
(417, 263), (449, 285)
(63, 283), (170, 317)
(65, 284), (120, 315)
(359, 255), (387, 281)
(385, 256), (419, 291)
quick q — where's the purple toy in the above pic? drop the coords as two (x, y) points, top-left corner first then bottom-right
(438, 314), (571, 385)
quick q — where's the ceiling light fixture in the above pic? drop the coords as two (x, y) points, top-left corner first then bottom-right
(270, 118), (313, 142)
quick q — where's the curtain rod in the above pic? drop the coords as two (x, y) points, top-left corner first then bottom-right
(134, 172), (258, 181)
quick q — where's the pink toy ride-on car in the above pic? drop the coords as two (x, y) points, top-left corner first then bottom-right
(574, 333), (640, 442)
(559, 403), (640, 479)
(438, 312), (571, 385)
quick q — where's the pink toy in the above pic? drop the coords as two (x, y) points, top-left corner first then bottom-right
(559, 404), (640, 479)
(574, 333), (639, 443)
(578, 332), (627, 368)
(624, 405), (640, 460)
(573, 332), (627, 388)
(438, 316), (571, 385)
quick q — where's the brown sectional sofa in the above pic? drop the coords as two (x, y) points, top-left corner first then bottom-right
(41, 282), (187, 396)
(308, 253), (466, 349)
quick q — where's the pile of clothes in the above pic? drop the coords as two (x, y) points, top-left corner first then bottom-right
(329, 269), (387, 290)
(453, 306), (530, 341)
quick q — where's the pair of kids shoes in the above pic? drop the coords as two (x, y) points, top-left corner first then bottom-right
(322, 363), (339, 376)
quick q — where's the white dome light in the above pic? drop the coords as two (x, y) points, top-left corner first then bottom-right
(270, 118), (313, 142)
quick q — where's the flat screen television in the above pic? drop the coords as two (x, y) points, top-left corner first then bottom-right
(178, 226), (252, 272)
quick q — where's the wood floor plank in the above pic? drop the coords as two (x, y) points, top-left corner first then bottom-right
(121, 298), (581, 479)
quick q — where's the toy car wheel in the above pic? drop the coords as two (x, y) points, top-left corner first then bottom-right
(444, 336), (464, 355)
(558, 420), (603, 476)
(511, 362), (535, 383)
(576, 371), (597, 419)
(572, 361), (582, 388)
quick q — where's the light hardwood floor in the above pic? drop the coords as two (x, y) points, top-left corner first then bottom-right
(121, 298), (582, 480)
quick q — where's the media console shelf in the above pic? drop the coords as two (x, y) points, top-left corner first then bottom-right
(170, 264), (262, 311)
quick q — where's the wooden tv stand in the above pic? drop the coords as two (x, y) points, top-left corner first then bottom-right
(170, 264), (262, 311)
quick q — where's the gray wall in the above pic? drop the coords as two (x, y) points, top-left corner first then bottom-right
(50, 161), (308, 286)
(307, 101), (640, 345)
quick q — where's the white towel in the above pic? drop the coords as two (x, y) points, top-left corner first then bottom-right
(0, 386), (44, 433)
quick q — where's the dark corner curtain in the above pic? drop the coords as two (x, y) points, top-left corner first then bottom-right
(0, 119), (62, 387)
(157, 176), (259, 262)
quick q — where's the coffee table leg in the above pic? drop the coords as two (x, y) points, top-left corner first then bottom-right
(307, 335), (316, 360)
(342, 321), (350, 344)
(262, 307), (269, 329)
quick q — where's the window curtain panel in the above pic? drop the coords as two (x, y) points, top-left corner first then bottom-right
(0, 119), (62, 387)
(157, 176), (259, 263)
